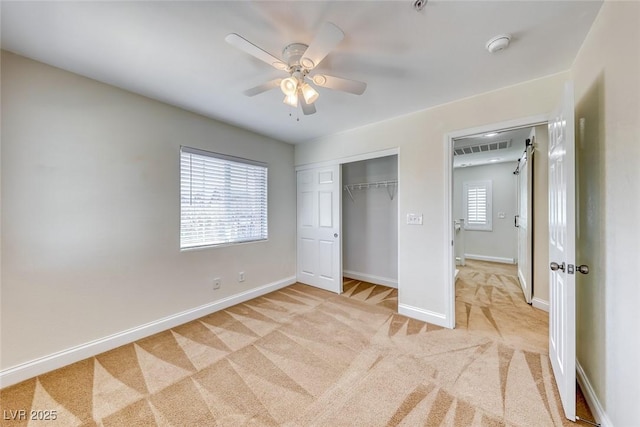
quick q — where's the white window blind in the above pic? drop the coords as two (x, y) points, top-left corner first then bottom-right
(180, 146), (268, 249)
(464, 180), (492, 231)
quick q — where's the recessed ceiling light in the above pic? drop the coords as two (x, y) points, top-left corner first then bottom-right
(486, 34), (511, 53)
(489, 158), (501, 162)
(484, 132), (498, 137)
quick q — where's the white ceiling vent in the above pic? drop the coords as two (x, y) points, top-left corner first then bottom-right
(454, 139), (511, 156)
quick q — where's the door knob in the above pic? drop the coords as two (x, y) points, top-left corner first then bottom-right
(550, 261), (565, 272)
(334, 233), (338, 238)
(576, 265), (589, 274)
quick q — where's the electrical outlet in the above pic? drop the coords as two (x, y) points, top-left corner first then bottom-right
(238, 272), (245, 282)
(406, 213), (423, 225)
(213, 278), (221, 290)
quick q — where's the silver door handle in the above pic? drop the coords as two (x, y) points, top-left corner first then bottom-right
(576, 265), (589, 274)
(550, 261), (565, 272)
(514, 215), (519, 228)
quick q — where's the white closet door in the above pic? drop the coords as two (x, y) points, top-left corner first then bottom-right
(296, 165), (342, 293)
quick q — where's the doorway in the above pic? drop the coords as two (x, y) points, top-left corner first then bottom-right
(452, 126), (545, 305)
(444, 115), (549, 327)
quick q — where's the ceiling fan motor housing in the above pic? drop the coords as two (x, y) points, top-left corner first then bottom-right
(282, 43), (309, 69)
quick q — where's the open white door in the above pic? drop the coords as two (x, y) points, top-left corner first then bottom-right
(296, 165), (342, 293)
(548, 82), (576, 421)
(517, 132), (534, 304)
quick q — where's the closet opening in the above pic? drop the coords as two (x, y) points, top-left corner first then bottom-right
(341, 155), (398, 310)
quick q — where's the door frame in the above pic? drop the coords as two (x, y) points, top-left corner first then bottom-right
(517, 133), (534, 304)
(443, 114), (548, 328)
(296, 147), (400, 292)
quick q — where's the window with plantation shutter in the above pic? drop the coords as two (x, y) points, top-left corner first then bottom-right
(180, 146), (268, 249)
(463, 180), (492, 231)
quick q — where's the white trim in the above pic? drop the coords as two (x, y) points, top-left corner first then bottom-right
(444, 114), (550, 331)
(464, 253), (515, 264)
(576, 360), (612, 427)
(531, 297), (550, 312)
(446, 115), (549, 140)
(398, 303), (448, 328)
(343, 271), (398, 288)
(444, 128), (456, 329)
(0, 276), (296, 388)
(295, 147), (399, 171)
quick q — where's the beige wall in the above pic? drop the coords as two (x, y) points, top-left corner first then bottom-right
(0, 52), (296, 369)
(571, 1), (640, 425)
(296, 72), (569, 321)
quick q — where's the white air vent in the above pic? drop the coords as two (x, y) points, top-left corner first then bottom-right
(454, 140), (511, 156)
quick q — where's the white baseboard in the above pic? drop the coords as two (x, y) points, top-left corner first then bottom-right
(576, 360), (612, 427)
(464, 254), (516, 264)
(531, 297), (549, 312)
(0, 276), (296, 389)
(343, 270), (398, 288)
(398, 303), (448, 328)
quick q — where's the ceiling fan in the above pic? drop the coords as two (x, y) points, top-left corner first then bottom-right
(225, 22), (367, 115)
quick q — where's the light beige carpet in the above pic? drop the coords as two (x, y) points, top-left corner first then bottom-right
(1, 263), (593, 426)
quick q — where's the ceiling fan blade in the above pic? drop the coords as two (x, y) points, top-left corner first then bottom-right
(311, 74), (367, 95)
(300, 94), (317, 115)
(225, 33), (287, 70)
(300, 22), (344, 69)
(243, 79), (283, 97)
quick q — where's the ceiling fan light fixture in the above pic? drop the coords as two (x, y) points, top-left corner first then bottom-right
(301, 83), (319, 104)
(283, 93), (298, 108)
(280, 77), (298, 95)
(227, 22), (367, 115)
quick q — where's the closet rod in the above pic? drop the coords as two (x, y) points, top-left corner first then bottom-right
(343, 180), (397, 201)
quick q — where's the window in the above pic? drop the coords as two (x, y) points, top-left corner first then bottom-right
(180, 146), (267, 249)
(463, 180), (492, 231)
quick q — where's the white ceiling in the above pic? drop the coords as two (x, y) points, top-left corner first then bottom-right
(1, 1), (602, 144)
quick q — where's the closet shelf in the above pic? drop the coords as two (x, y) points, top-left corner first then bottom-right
(343, 180), (397, 201)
